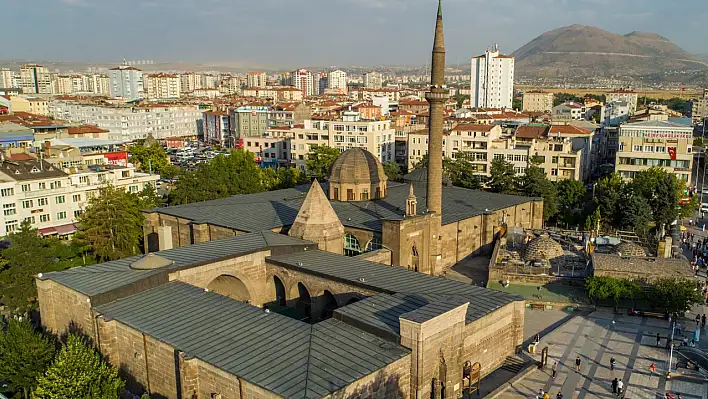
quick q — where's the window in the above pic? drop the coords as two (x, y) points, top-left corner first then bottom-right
(5, 220), (18, 233)
(129, 185), (139, 193)
(0, 188), (14, 197)
(551, 169), (558, 176)
(347, 189), (354, 201)
(121, 171), (130, 178)
(79, 176), (88, 184)
(56, 196), (66, 204)
(551, 156), (559, 164)
(39, 214), (50, 223)
(344, 234), (362, 257)
(644, 146), (654, 152)
(50, 181), (62, 189)
(333, 187), (339, 200)
(22, 200), (33, 209)
(366, 236), (382, 252)
(361, 189), (369, 201)
(633, 145), (642, 152)
(3, 204), (16, 216)
(24, 216), (35, 224)
(72, 194), (81, 202)
(57, 211), (67, 220)
(21, 184), (31, 192)
(73, 210), (83, 218)
(38, 182), (46, 190)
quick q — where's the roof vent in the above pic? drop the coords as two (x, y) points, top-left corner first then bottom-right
(129, 253), (174, 270)
(296, 262), (304, 267)
(359, 277), (366, 283)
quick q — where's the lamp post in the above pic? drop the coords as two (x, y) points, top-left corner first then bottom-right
(668, 319), (675, 378)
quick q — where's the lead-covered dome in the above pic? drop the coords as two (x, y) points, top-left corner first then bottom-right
(328, 148), (388, 201)
(614, 241), (647, 258)
(523, 236), (564, 262)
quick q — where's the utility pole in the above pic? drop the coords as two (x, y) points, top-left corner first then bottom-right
(668, 320), (676, 378)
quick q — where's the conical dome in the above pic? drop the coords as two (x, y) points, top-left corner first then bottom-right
(130, 253), (174, 270)
(614, 241), (647, 257)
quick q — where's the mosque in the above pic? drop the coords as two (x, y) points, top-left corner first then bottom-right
(36, 2), (543, 398)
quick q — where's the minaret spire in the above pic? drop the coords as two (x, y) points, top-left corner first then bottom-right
(425, 0), (448, 214)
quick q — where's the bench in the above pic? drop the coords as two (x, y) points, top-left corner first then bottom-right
(530, 303), (545, 311)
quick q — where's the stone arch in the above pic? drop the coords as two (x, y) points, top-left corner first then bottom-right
(344, 233), (363, 256)
(273, 275), (287, 307)
(411, 245), (420, 272)
(296, 282), (312, 322)
(364, 235), (383, 252)
(206, 275), (251, 303)
(319, 290), (339, 320)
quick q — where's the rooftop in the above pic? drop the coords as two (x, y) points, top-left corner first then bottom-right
(622, 120), (694, 129)
(591, 253), (693, 280)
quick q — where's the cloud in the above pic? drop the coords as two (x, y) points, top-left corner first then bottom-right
(59, 0), (90, 6)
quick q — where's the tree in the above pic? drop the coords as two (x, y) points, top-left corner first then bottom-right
(646, 278), (703, 314)
(630, 167), (682, 232)
(306, 145), (341, 180)
(555, 179), (586, 226)
(446, 153), (483, 190)
(516, 166), (558, 221)
(33, 334), (124, 399)
(129, 142), (169, 175)
(585, 276), (641, 310)
(0, 318), (56, 398)
(0, 222), (86, 314)
(383, 161), (403, 182)
(76, 185), (145, 262)
(275, 167), (308, 190)
(594, 173), (623, 229)
(488, 157), (516, 194)
(615, 190), (652, 234)
(413, 154), (428, 169)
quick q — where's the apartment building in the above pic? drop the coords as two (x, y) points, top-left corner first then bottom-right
(291, 69), (314, 98)
(470, 46), (515, 109)
(553, 102), (586, 121)
(690, 90), (708, 123)
(0, 69), (17, 89)
(108, 65), (144, 99)
(20, 64), (53, 95)
(230, 106), (271, 138)
(179, 72), (203, 93)
(602, 101), (630, 127)
(615, 120), (693, 184)
(51, 100), (203, 142)
(607, 90), (639, 115)
(363, 71), (383, 89)
(0, 157), (158, 237)
(350, 88), (401, 102)
(522, 91), (554, 112)
(144, 73), (181, 99)
(247, 72), (267, 88)
(91, 74), (111, 96)
(9, 96), (49, 116)
(203, 111), (231, 146)
(328, 70), (347, 91)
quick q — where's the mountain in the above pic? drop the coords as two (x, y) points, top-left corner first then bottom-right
(512, 25), (708, 77)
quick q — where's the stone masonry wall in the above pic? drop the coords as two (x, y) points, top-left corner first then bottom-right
(325, 355), (412, 399)
(36, 278), (93, 336)
(356, 249), (392, 265)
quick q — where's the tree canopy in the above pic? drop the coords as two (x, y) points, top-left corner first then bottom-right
(383, 161), (403, 182)
(129, 142), (169, 175)
(488, 157), (516, 194)
(305, 145), (341, 180)
(646, 278), (703, 314)
(0, 318), (56, 398)
(516, 165), (558, 221)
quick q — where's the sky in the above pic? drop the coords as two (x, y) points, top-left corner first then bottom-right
(3, 0), (707, 69)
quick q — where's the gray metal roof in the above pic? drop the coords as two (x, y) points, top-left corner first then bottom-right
(269, 249), (522, 325)
(94, 282), (409, 399)
(153, 182), (533, 233)
(41, 232), (314, 298)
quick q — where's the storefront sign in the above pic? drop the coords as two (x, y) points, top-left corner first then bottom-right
(643, 131), (692, 140)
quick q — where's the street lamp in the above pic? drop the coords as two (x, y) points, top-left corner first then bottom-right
(668, 319), (676, 378)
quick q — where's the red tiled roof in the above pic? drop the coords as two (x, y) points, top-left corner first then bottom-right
(548, 125), (593, 135)
(452, 123), (496, 132)
(515, 125), (549, 139)
(67, 125), (110, 135)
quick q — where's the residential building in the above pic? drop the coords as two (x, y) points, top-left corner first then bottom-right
(0, 122), (34, 148)
(328, 70), (347, 92)
(9, 96), (49, 116)
(51, 100), (203, 142)
(0, 69), (17, 89)
(230, 106), (271, 139)
(363, 71), (383, 89)
(312, 73), (323, 96)
(91, 74), (111, 96)
(108, 64), (144, 99)
(470, 45), (515, 109)
(689, 90), (708, 124)
(20, 64), (52, 95)
(144, 73), (181, 99)
(291, 69), (314, 98)
(179, 72), (202, 93)
(203, 111), (231, 146)
(553, 102), (586, 121)
(201, 74), (217, 89)
(607, 90), (639, 115)
(247, 72), (267, 88)
(615, 120), (693, 184)
(0, 156), (158, 237)
(522, 91), (554, 113)
(602, 101), (630, 127)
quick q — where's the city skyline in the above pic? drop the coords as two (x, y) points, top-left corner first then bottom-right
(2, 0), (707, 68)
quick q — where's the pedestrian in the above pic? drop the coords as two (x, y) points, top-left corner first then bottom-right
(575, 356), (581, 372)
(611, 378), (618, 394)
(535, 334), (540, 343)
(556, 393), (563, 399)
(539, 389), (545, 399)
(657, 333), (661, 347)
(611, 358), (617, 370)
(617, 379), (624, 397)
(702, 314), (706, 328)
(543, 392), (550, 399)
(552, 361), (557, 378)
(698, 314), (702, 326)
(650, 362), (656, 376)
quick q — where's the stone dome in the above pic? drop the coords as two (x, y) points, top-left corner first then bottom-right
(523, 236), (564, 262)
(328, 148), (388, 201)
(614, 241), (647, 258)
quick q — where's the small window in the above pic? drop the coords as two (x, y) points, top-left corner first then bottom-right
(56, 196), (65, 204)
(333, 187), (339, 200)
(361, 189), (369, 201)
(347, 189), (354, 201)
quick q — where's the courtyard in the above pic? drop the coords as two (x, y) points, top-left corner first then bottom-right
(497, 309), (708, 399)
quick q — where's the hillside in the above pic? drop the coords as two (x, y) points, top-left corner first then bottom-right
(512, 25), (708, 77)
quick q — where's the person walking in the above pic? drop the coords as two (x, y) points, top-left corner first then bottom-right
(702, 314), (706, 328)
(657, 333), (662, 347)
(617, 379), (624, 397)
(575, 356), (582, 372)
(610, 357), (616, 370)
(552, 361), (558, 378)
(611, 378), (618, 394)
(556, 393), (563, 399)
(650, 362), (656, 376)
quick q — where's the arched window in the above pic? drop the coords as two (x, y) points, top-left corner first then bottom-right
(344, 234), (362, 257)
(365, 236), (382, 252)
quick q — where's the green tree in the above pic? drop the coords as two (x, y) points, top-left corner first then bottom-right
(553, 93), (584, 106)
(454, 94), (470, 108)
(488, 157), (516, 194)
(516, 166), (558, 221)
(305, 145), (341, 180)
(129, 142), (169, 175)
(446, 153), (483, 190)
(585, 276), (641, 310)
(615, 190), (652, 233)
(275, 167), (308, 190)
(0, 222), (86, 314)
(33, 334), (124, 399)
(594, 173), (623, 228)
(630, 167), (682, 232)
(0, 318), (56, 398)
(512, 97), (523, 111)
(555, 179), (586, 226)
(383, 161), (403, 182)
(413, 154), (429, 169)
(646, 278), (703, 314)
(76, 185), (145, 262)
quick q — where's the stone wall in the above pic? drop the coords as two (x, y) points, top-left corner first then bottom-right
(356, 249), (392, 265)
(36, 278), (93, 335)
(325, 356), (411, 399)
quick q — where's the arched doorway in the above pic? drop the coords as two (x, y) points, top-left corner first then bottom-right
(411, 246), (420, 272)
(320, 290), (339, 320)
(206, 275), (251, 303)
(344, 234), (362, 256)
(273, 276), (286, 307)
(296, 282), (312, 322)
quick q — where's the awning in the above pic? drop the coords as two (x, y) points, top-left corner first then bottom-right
(39, 227), (57, 236)
(55, 223), (78, 236)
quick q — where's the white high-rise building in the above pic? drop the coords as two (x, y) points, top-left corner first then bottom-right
(20, 64), (53, 94)
(0, 69), (17, 89)
(470, 45), (515, 109)
(247, 72), (267, 88)
(108, 64), (144, 99)
(363, 71), (383, 89)
(144, 73), (181, 99)
(180, 72), (203, 93)
(291, 69), (314, 97)
(91, 74), (111, 96)
(328, 70), (347, 91)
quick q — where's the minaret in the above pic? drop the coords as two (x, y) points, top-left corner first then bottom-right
(425, 0), (448, 214)
(406, 184), (417, 217)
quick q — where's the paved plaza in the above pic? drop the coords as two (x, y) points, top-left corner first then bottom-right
(498, 310), (708, 399)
